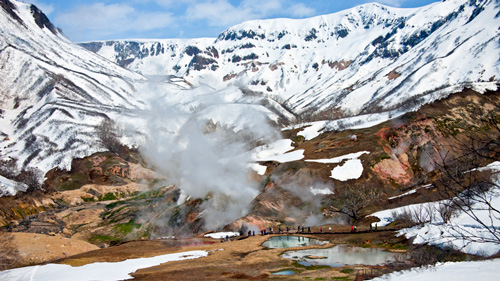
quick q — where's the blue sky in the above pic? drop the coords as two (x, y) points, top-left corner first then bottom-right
(25, 0), (439, 42)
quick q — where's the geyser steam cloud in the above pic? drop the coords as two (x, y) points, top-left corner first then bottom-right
(139, 84), (279, 231)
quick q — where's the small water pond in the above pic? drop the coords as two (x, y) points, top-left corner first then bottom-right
(271, 270), (296, 276)
(281, 244), (402, 267)
(262, 235), (326, 249)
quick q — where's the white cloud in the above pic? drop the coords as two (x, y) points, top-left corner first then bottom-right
(185, 0), (316, 27)
(186, 0), (253, 27)
(55, 3), (174, 41)
(286, 3), (316, 18)
(369, 0), (405, 7)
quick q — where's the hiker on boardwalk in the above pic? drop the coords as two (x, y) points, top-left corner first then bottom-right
(308, 227), (311, 233)
(286, 226), (289, 233)
(320, 226), (323, 233)
(328, 226), (331, 233)
(297, 225), (300, 233)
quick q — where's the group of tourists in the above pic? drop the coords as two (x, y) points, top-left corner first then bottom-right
(258, 225), (337, 235)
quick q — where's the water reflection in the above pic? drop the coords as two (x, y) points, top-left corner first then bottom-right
(262, 236), (326, 249)
(271, 270), (296, 275)
(281, 245), (401, 267)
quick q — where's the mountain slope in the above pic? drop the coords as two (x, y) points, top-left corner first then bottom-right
(83, 0), (500, 119)
(0, 0), (146, 173)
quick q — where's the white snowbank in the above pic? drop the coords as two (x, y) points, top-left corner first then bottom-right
(252, 139), (294, 157)
(296, 121), (328, 140)
(204, 232), (240, 239)
(251, 139), (305, 163)
(251, 139), (298, 162)
(388, 184), (433, 200)
(310, 187), (334, 195)
(330, 159), (365, 181)
(249, 163), (267, 176)
(372, 259), (500, 281)
(0, 175), (19, 197)
(369, 162), (500, 257)
(306, 151), (370, 164)
(257, 149), (305, 163)
(0, 250), (208, 281)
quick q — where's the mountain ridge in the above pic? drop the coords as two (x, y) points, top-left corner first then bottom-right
(81, 0), (500, 119)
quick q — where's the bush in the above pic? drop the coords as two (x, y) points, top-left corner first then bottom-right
(16, 167), (44, 193)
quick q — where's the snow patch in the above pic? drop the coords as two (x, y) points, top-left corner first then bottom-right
(204, 232), (240, 239)
(310, 186), (334, 195)
(306, 151), (370, 164)
(0, 250), (208, 281)
(372, 259), (500, 281)
(330, 159), (365, 181)
(249, 163), (267, 176)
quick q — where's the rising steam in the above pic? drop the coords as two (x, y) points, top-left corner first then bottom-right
(139, 83), (279, 231)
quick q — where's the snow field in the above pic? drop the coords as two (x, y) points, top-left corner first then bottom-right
(0, 250), (208, 281)
(371, 258), (500, 281)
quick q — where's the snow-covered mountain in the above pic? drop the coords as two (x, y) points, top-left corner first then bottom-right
(0, 0), (147, 173)
(1, 0), (499, 194)
(82, 0), (500, 117)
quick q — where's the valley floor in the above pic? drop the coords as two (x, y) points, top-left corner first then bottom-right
(1, 229), (498, 280)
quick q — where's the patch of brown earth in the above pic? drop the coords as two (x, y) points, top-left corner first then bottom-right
(10, 232), (99, 266)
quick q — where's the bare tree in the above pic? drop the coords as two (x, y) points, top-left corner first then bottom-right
(433, 154), (500, 245)
(429, 102), (500, 245)
(96, 118), (122, 154)
(329, 184), (383, 223)
(16, 167), (44, 193)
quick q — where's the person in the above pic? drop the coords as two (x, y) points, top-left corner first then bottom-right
(297, 225), (301, 233)
(286, 226), (289, 233)
(270, 227), (273, 234)
(302, 226), (305, 232)
(320, 226), (323, 233)
(375, 223), (377, 230)
(370, 224), (372, 231)
(328, 226), (331, 233)
(225, 235), (229, 242)
(248, 230), (251, 236)
(354, 225), (357, 232)
(351, 226), (354, 232)
(252, 231), (255, 236)
(308, 227), (311, 233)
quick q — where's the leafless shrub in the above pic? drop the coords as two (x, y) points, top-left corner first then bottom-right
(16, 167), (44, 193)
(96, 118), (123, 155)
(329, 184), (384, 223)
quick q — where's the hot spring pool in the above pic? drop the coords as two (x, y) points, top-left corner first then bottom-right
(281, 244), (402, 267)
(262, 235), (326, 249)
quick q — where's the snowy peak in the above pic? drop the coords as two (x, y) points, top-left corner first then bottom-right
(29, 3), (58, 35)
(0, 0), (147, 177)
(84, 0), (499, 118)
(1, 0), (57, 35)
